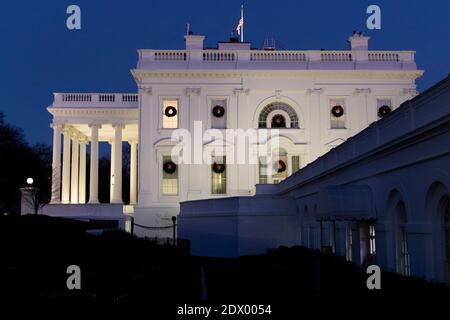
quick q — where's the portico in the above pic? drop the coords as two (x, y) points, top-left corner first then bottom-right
(47, 93), (139, 211)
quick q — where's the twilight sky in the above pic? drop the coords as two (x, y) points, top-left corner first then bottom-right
(0, 0), (449, 145)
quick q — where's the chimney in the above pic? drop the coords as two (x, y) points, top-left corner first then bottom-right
(348, 32), (370, 51)
(184, 34), (205, 50)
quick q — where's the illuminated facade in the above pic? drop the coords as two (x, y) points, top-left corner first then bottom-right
(43, 32), (421, 239)
(179, 75), (450, 284)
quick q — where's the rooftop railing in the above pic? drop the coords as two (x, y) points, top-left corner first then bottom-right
(137, 49), (416, 70)
(52, 93), (138, 108)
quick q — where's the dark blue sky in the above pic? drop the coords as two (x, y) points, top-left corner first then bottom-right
(0, 0), (449, 145)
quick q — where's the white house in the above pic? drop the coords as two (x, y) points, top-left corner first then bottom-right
(43, 31), (422, 239)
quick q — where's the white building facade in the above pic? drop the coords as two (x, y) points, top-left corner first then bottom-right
(179, 75), (450, 284)
(44, 32), (421, 237)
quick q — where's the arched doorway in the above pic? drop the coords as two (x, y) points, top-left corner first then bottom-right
(440, 196), (450, 283)
(425, 181), (450, 282)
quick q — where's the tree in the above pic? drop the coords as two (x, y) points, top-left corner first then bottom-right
(0, 113), (52, 214)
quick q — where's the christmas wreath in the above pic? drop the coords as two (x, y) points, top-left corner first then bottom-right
(331, 105), (344, 117)
(271, 114), (286, 128)
(163, 160), (177, 174)
(164, 106), (177, 117)
(212, 162), (225, 174)
(274, 160), (286, 173)
(212, 105), (225, 118)
(378, 105), (392, 118)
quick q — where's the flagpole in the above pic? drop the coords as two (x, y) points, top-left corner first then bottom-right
(240, 4), (244, 42)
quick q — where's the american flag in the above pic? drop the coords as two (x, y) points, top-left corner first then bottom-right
(236, 16), (244, 35)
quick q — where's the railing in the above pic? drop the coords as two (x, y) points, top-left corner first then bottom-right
(122, 94), (138, 102)
(154, 50), (187, 61)
(98, 94), (115, 102)
(203, 50), (235, 61)
(368, 52), (400, 62)
(321, 52), (352, 62)
(53, 93), (139, 108)
(137, 49), (416, 70)
(62, 94), (92, 102)
(250, 51), (307, 61)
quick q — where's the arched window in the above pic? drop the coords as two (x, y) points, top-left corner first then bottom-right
(395, 201), (410, 276)
(442, 198), (450, 283)
(258, 102), (299, 128)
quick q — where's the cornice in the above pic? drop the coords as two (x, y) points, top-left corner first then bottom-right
(131, 69), (424, 82)
(47, 107), (138, 117)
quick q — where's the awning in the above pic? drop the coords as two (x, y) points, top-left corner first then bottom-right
(316, 185), (377, 221)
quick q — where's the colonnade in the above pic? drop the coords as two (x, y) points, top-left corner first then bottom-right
(50, 123), (138, 205)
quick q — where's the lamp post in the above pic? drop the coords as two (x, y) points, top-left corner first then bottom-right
(20, 177), (39, 215)
(171, 216), (177, 247)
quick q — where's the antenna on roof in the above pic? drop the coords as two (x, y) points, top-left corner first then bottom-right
(262, 37), (276, 50)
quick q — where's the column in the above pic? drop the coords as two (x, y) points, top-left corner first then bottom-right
(234, 88), (251, 195)
(61, 126), (72, 204)
(307, 88), (323, 162)
(129, 139), (138, 204)
(70, 134), (79, 204)
(89, 124), (100, 204)
(50, 123), (62, 203)
(137, 87), (153, 206)
(111, 124), (124, 204)
(186, 88), (202, 200)
(78, 138), (87, 204)
(109, 139), (115, 203)
(287, 154), (293, 176)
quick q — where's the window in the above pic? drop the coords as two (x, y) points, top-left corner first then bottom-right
(211, 156), (226, 194)
(259, 150), (291, 184)
(399, 226), (410, 276)
(272, 148), (288, 184)
(330, 99), (346, 129)
(292, 155), (300, 173)
(377, 99), (392, 118)
(211, 99), (227, 129)
(162, 99), (178, 128)
(346, 226), (353, 262)
(395, 202), (410, 276)
(369, 224), (376, 255)
(162, 155), (178, 195)
(258, 102), (299, 128)
(258, 157), (268, 184)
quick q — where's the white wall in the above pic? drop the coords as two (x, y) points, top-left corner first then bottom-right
(135, 73), (417, 234)
(178, 75), (450, 283)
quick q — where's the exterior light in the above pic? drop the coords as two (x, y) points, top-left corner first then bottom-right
(26, 177), (34, 185)
(111, 174), (115, 186)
